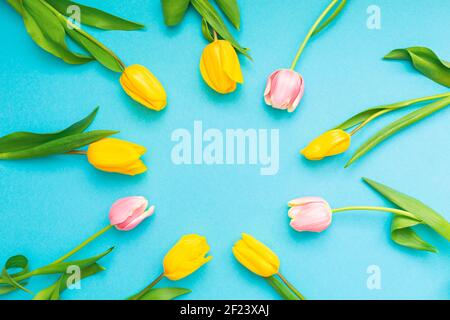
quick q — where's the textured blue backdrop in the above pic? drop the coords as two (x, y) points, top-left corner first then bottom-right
(0, 0), (449, 300)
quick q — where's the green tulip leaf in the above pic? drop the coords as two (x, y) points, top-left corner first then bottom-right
(45, 0), (144, 30)
(390, 215), (437, 253)
(1, 255), (32, 294)
(191, 0), (250, 59)
(7, 0), (127, 71)
(215, 0), (240, 29)
(312, 0), (347, 36)
(161, 0), (191, 26)
(33, 263), (105, 300)
(0, 107), (99, 153)
(0, 130), (118, 160)
(266, 276), (300, 300)
(19, 0), (93, 64)
(6, 0), (22, 14)
(134, 287), (191, 300)
(363, 178), (450, 252)
(201, 18), (214, 42)
(31, 248), (113, 277)
(345, 96), (450, 167)
(384, 47), (450, 87)
(64, 24), (124, 72)
(335, 93), (450, 130)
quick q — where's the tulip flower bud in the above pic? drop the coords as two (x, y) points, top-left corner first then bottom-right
(120, 64), (167, 111)
(232, 233), (280, 277)
(109, 196), (155, 231)
(163, 234), (212, 281)
(87, 138), (147, 176)
(301, 129), (351, 161)
(264, 69), (305, 112)
(200, 40), (244, 94)
(288, 197), (332, 232)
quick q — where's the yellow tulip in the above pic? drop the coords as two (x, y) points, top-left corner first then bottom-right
(301, 129), (351, 161)
(87, 138), (147, 176)
(163, 234), (212, 281)
(120, 64), (167, 111)
(200, 40), (243, 94)
(232, 233), (280, 277)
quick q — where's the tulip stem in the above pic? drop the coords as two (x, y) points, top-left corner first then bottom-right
(348, 92), (450, 135)
(213, 30), (218, 41)
(50, 224), (114, 265)
(332, 206), (417, 219)
(66, 150), (87, 155)
(277, 272), (306, 300)
(349, 109), (392, 136)
(129, 272), (165, 300)
(290, 0), (339, 70)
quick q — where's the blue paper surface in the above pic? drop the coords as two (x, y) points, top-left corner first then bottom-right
(0, 0), (449, 300)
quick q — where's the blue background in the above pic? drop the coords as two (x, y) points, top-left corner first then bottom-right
(0, 0), (449, 300)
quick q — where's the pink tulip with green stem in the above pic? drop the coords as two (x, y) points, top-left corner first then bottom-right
(288, 178), (450, 253)
(51, 196), (155, 265)
(264, 0), (347, 112)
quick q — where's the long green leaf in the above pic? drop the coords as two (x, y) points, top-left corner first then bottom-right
(0, 107), (99, 153)
(31, 248), (113, 277)
(45, 0), (144, 30)
(161, 0), (191, 26)
(335, 92), (450, 130)
(19, 0), (93, 64)
(39, 1), (125, 73)
(201, 18), (214, 42)
(266, 276), (300, 300)
(191, 0), (250, 58)
(135, 287), (191, 300)
(345, 96), (450, 167)
(363, 178), (450, 252)
(1, 255), (32, 294)
(215, 0), (240, 29)
(391, 215), (437, 252)
(312, 0), (347, 36)
(65, 24), (124, 72)
(0, 130), (118, 160)
(6, 0), (22, 13)
(384, 47), (450, 87)
(33, 263), (105, 300)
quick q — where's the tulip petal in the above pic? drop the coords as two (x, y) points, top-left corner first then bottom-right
(219, 40), (243, 84)
(87, 138), (146, 168)
(200, 41), (236, 94)
(288, 196), (327, 207)
(109, 196), (148, 225)
(241, 234), (280, 271)
(116, 205), (155, 231)
(120, 64), (167, 111)
(289, 203), (332, 233)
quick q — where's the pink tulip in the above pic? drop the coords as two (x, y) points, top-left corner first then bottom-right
(264, 69), (305, 112)
(109, 196), (155, 231)
(288, 197), (332, 232)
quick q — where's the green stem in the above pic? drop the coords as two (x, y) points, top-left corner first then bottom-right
(277, 272), (306, 300)
(349, 109), (392, 135)
(50, 225), (114, 265)
(0, 224), (114, 285)
(128, 273), (165, 300)
(65, 150), (87, 155)
(39, 0), (125, 71)
(348, 92), (450, 135)
(290, 0), (339, 70)
(266, 276), (300, 300)
(332, 206), (417, 219)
